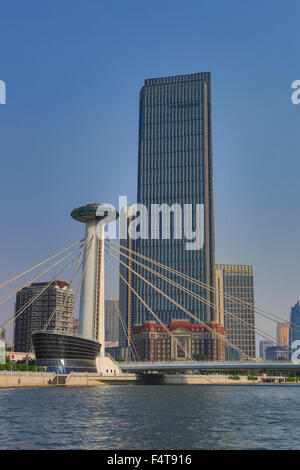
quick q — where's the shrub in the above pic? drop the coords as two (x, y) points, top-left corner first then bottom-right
(287, 376), (295, 382)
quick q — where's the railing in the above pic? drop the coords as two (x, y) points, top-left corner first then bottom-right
(0, 371), (54, 376)
(105, 352), (121, 366)
(121, 360), (293, 366)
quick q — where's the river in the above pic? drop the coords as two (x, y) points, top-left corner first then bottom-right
(0, 385), (299, 449)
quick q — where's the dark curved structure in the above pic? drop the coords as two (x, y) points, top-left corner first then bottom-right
(31, 331), (101, 374)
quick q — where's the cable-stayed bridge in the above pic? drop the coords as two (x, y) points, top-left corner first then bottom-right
(0, 203), (299, 375)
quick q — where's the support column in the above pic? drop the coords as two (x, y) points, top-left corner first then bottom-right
(79, 221), (97, 340)
(95, 224), (105, 356)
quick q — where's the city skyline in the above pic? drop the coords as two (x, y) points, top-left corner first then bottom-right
(1, 1), (300, 453)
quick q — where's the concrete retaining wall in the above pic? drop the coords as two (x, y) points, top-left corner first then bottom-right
(142, 374), (264, 385)
(0, 372), (139, 388)
(0, 372), (286, 388)
(0, 372), (55, 388)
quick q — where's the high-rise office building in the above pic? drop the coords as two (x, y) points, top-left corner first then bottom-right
(14, 281), (74, 352)
(120, 72), (216, 333)
(215, 264), (256, 359)
(105, 298), (119, 347)
(277, 321), (289, 348)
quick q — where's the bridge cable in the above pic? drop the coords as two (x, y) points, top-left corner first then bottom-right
(107, 257), (199, 363)
(106, 239), (297, 337)
(0, 247), (82, 341)
(0, 239), (83, 290)
(71, 235), (94, 323)
(41, 237), (89, 333)
(106, 256), (214, 383)
(0, 252), (81, 333)
(0, 245), (83, 309)
(105, 247), (250, 360)
(105, 243), (281, 351)
(105, 273), (140, 361)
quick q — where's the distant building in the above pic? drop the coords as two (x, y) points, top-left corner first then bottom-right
(0, 329), (5, 342)
(265, 346), (289, 361)
(259, 340), (274, 360)
(0, 340), (5, 364)
(277, 321), (289, 348)
(132, 320), (226, 362)
(14, 281), (74, 352)
(105, 299), (119, 348)
(216, 264), (256, 359)
(72, 318), (79, 335)
(289, 301), (300, 353)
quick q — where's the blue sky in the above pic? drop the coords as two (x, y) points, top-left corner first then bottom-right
(0, 0), (299, 344)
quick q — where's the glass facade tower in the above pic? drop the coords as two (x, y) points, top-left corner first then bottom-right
(129, 72), (216, 327)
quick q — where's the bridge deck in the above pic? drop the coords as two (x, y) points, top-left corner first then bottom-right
(120, 361), (300, 372)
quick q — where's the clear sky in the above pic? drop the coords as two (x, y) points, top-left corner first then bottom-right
(0, 0), (299, 346)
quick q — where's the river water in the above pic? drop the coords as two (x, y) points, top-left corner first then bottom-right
(0, 385), (299, 450)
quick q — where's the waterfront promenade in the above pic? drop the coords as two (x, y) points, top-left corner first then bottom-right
(0, 371), (298, 388)
(0, 371), (139, 388)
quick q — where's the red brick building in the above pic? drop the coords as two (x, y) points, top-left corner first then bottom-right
(132, 319), (226, 361)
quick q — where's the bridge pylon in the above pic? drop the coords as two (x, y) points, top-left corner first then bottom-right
(71, 204), (118, 357)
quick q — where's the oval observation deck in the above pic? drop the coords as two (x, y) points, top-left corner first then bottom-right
(71, 203), (118, 224)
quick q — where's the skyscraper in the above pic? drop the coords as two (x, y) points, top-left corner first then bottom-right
(289, 300), (300, 356)
(123, 72), (216, 330)
(215, 264), (256, 359)
(14, 281), (74, 352)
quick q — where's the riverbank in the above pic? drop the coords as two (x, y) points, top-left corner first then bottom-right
(0, 371), (139, 388)
(1, 371), (298, 388)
